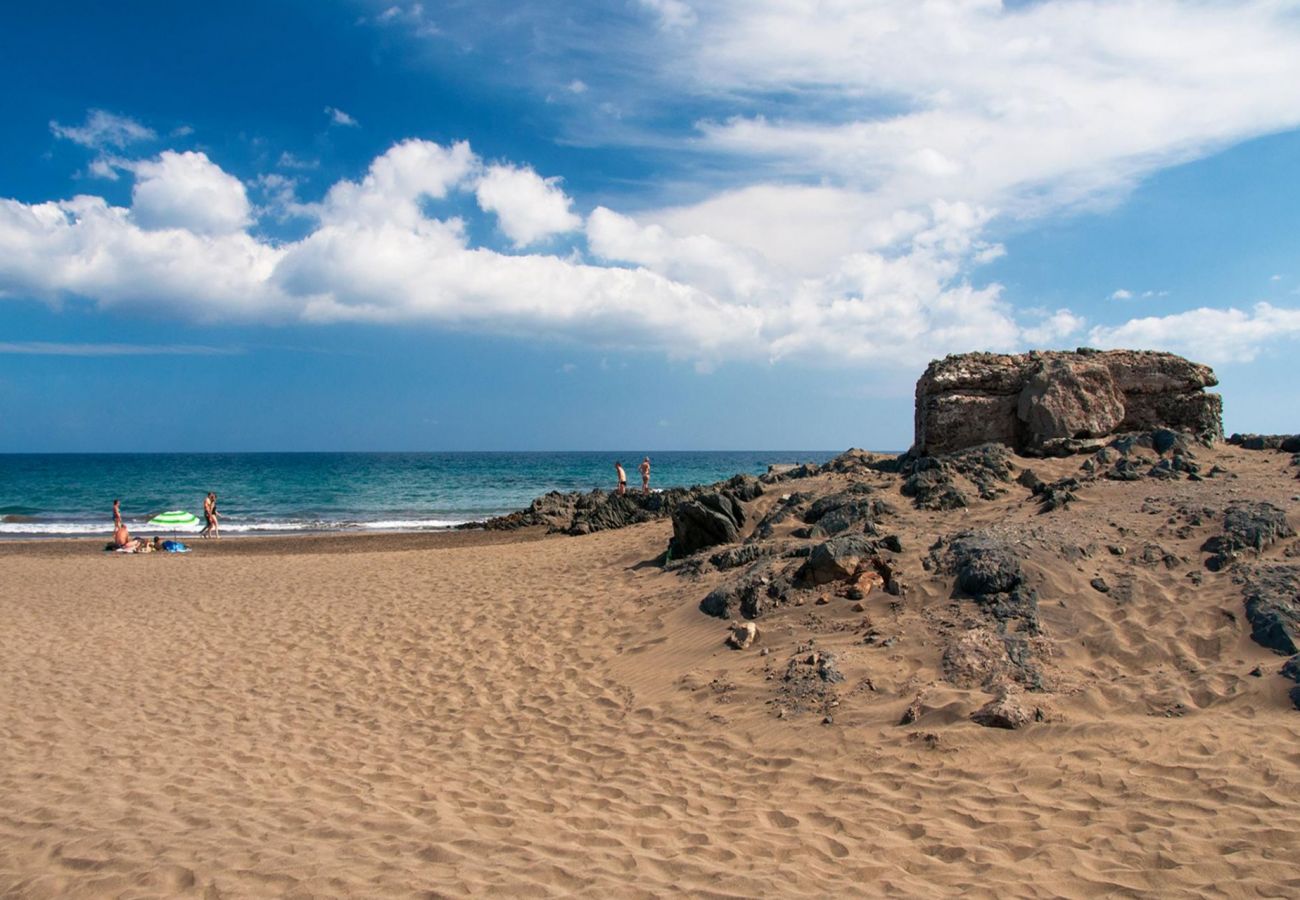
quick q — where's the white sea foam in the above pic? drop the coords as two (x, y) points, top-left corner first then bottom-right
(354, 519), (473, 530)
(0, 517), (475, 536)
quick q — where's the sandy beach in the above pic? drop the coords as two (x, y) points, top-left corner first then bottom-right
(3, 442), (1300, 898)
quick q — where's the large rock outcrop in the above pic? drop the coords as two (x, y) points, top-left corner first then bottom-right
(914, 349), (1222, 456)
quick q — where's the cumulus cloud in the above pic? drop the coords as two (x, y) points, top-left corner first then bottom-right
(12, 0), (1300, 370)
(1088, 303), (1300, 365)
(50, 109), (155, 149)
(4, 132), (1296, 368)
(475, 164), (582, 247)
(129, 151), (252, 235)
(320, 139), (476, 227)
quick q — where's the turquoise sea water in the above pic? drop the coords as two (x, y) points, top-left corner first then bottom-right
(0, 451), (841, 537)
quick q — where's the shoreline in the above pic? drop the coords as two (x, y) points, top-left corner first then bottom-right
(0, 525), (549, 558)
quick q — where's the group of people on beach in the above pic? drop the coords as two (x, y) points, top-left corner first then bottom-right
(614, 457), (652, 496)
(110, 492), (219, 551)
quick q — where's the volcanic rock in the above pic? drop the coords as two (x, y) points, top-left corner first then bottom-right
(799, 534), (877, 586)
(1238, 565), (1300, 655)
(914, 349), (1222, 456)
(970, 689), (1035, 730)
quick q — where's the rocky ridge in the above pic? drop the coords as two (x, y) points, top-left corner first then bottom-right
(477, 350), (1300, 723)
(914, 348), (1223, 456)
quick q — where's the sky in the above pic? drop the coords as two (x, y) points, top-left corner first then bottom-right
(2, 0), (1299, 452)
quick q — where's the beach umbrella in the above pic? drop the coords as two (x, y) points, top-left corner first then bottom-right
(146, 510), (200, 530)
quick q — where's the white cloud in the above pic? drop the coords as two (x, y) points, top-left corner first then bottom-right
(277, 151), (318, 170)
(129, 151), (252, 235)
(1089, 303), (1300, 365)
(1021, 309), (1087, 346)
(0, 134), (1266, 367)
(567, 79), (588, 94)
(1111, 289), (1133, 301)
(586, 206), (763, 301)
(321, 139), (476, 228)
(50, 109), (155, 149)
(368, 3), (439, 36)
(87, 158), (121, 181)
(0, 194), (287, 320)
(325, 106), (359, 127)
(474, 164), (582, 247)
(638, 0), (697, 31)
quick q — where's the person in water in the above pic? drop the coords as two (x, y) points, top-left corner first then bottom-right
(615, 461), (627, 496)
(639, 457), (651, 495)
(201, 492), (220, 538)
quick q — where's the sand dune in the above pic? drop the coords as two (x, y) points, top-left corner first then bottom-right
(3, 444), (1300, 897)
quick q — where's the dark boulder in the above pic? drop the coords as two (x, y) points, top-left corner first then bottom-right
(799, 534), (876, 586)
(724, 474), (765, 502)
(1239, 565), (1300, 655)
(954, 544), (1023, 596)
(1228, 433), (1300, 452)
(670, 490), (746, 556)
(940, 533), (1041, 633)
(1203, 502), (1295, 570)
(710, 543), (777, 571)
(700, 564), (797, 620)
(1281, 655), (1300, 682)
(749, 491), (813, 541)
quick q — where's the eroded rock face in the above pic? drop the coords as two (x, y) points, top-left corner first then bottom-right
(914, 349), (1222, 456)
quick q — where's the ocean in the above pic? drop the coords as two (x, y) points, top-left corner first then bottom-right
(0, 451), (841, 537)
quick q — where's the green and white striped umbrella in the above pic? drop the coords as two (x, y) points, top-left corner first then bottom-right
(146, 510), (201, 528)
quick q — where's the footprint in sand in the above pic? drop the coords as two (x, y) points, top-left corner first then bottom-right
(767, 810), (800, 829)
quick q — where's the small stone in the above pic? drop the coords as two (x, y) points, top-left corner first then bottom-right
(1249, 665), (1264, 677)
(847, 587), (865, 601)
(1090, 577), (1110, 594)
(850, 601), (866, 612)
(727, 622), (759, 650)
(1108, 545), (1126, 556)
(815, 595), (830, 606)
(971, 690), (1033, 729)
(760, 647), (770, 657)
(822, 715), (834, 725)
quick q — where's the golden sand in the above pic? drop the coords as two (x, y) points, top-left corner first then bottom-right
(2, 444), (1300, 897)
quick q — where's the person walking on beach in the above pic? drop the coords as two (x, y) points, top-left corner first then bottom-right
(639, 457), (651, 495)
(615, 461), (627, 496)
(201, 492), (220, 538)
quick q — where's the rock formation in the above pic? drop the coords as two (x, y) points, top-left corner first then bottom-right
(913, 349), (1223, 456)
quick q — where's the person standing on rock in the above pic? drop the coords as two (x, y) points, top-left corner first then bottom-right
(615, 461), (627, 496)
(639, 457), (651, 494)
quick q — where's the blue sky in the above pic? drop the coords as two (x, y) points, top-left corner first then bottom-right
(2, 0), (1299, 452)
